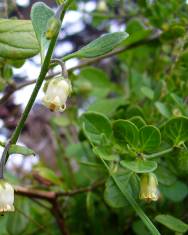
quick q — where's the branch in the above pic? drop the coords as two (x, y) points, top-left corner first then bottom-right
(0, 35), (160, 105)
(51, 200), (70, 235)
(15, 186), (56, 201)
(15, 180), (104, 201)
(57, 180), (104, 197)
(15, 180), (104, 235)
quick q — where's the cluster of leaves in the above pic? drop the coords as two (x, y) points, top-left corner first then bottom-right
(0, 0), (188, 235)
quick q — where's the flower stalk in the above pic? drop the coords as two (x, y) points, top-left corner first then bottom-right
(0, 0), (73, 167)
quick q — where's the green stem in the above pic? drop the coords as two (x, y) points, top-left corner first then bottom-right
(4, 0), (73, 162)
(0, 140), (11, 178)
(144, 148), (173, 159)
(99, 156), (161, 235)
(10, 37), (57, 145)
(63, 52), (78, 62)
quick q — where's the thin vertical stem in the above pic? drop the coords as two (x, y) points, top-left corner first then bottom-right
(0, 0), (74, 165)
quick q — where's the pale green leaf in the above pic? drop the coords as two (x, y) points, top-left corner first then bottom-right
(155, 214), (188, 233)
(31, 2), (54, 61)
(121, 159), (157, 173)
(74, 32), (129, 58)
(9, 145), (35, 156)
(0, 19), (39, 59)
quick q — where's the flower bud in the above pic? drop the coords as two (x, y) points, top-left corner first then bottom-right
(97, 0), (108, 12)
(42, 76), (72, 112)
(139, 173), (159, 202)
(45, 16), (61, 40)
(0, 180), (14, 213)
(172, 108), (182, 117)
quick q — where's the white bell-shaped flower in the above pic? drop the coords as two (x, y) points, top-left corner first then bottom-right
(0, 180), (14, 213)
(139, 173), (160, 202)
(42, 76), (72, 112)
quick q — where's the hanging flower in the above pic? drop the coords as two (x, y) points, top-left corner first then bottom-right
(139, 173), (160, 202)
(0, 180), (14, 213)
(42, 76), (72, 112)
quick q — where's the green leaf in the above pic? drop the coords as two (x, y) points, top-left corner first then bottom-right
(51, 116), (71, 127)
(121, 159), (157, 173)
(31, 2), (54, 61)
(132, 220), (150, 235)
(126, 105), (145, 119)
(99, 156), (160, 235)
(93, 146), (117, 161)
(0, 19), (39, 59)
(88, 97), (126, 116)
(9, 145), (35, 156)
(163, 117), (188, 146)
(113, 120), (139, 149)
(177, 150), (188, 174)
(141, 86), (154, 100)
(7, 197), (29, 235)
(160, 180), (188, 202)
(66, 143), (92, 159)
(155, 101), (171, 118)
(139, 126), (161, 152)
(155, 214), (188, 233)
(104, 172), (132, 208)
(129, 116), (146, 129)
(108, 171), (160, 235)
(76, 67), (111, 98)
(73, 32), (129, 58)
(34, 166), (63, 186)
(155, 166), (177, 186)
(80, 112), (112, 145)
(124, 18), (152, 46)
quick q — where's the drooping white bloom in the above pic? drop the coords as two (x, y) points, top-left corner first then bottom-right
(42, 76), (72, 112)
(139, 173), (160, 202)
(0, 180), (14, 213)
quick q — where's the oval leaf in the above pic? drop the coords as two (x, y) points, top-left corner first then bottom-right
(160, 180), (188, 202)
(31, 2), (54, 61)
(74, 32), (129, 58)
(139, 125), (161, 152)
(113, 120), (139, 149)
(155, 214), (188, 233)
(121, 159), (157, 173)
(34, 166), (62, 186)
(80, 112), (112, 145)
(163, 117), (188, 146)
(129, 116), (146, 129)
(9, 145), (35, 156)
(7, 197), (29, 235)
(155, 166), (177, 186)
(88, 97), (126, 116)
(0, 19), (39, 59)
(93, 146), (117, 161)
(104, 172), (132, 208)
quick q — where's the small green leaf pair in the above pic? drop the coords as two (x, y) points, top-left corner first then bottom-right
(113, 120), (161, 152)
